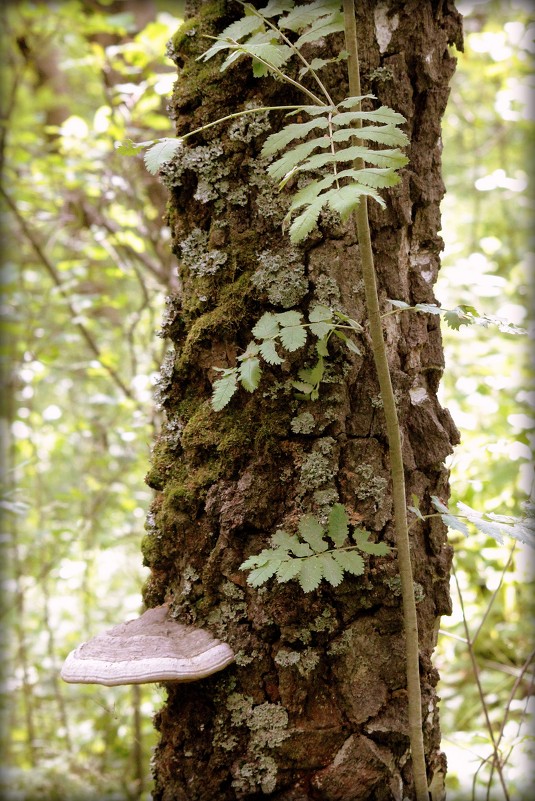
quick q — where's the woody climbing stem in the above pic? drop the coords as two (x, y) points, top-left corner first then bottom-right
(342, 2), (428, 799)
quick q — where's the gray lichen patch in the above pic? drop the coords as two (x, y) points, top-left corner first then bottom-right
(223, 693), (290, 795)
(179, 228), (227, 277)
(290, 412), (315, 435)
(251, 248), (308, 308)
(228, 102), (272, 143)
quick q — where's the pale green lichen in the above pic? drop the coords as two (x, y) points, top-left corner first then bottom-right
(274, 648), (301, 668)
(179, 228), (227, 276)
(300, 451), (336, 489)
(251, 248), (308, 308)
(228, 102), (272, 142)
(207, 598), (247, 637)
(234, 649), (259, 666)
(153, 347), (175, 410)
(181, 566), (199, 596)
(290, 412), (315, 434)
(224, 693), (290, 795)
(159, 143), (230, 202)
(385, 576), (424, 602)
(296, 609), (337, 644)
(313, 487), (339, 509)
(354, 464), (388, 505)
(249, 162), (290, 224)
(314, 274), (341, 307)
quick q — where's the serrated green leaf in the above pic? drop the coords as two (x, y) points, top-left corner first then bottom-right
(352, 528), (391, 556)
(231, 42), (293, 71)
(276, 559), (302, 583)
(327, 503), (348, 546)
(144, 139), (182, 174)
(331, 120), (409, 147)
(271, 529), (299, 549)
(258, 0), (295, 17)
(336, 102), (406, 126)
(288, 195), (325, 243)
(278, 321), (307, 351)
(295, 12), (344, 47)
(336, 95), (376, 109)
(316, 337), (330, 356)
(344, 338), (361, 355)
(252, 312), (280, 339)
(317, 552), (344, 586)
(292, 380), (315, 394)
(261, 116), (329, 158)
(215, 15), (263, 45)
(281, 0), (341, 32)
(298, 356), (324, 386)
(413, 303), (442, 315)
(309, 304), (332, 323)
(267, 136), (331, 182)
(298, 515), (328, 552)
(297, 556), (323, 592)
(431, 495), (449, 514)
(259, 339), (284, 365)
(275, 310), (302, 327)
(239, 356), (261, 392)
(389, 299), (411, 310)
(332, 549), (365, 576)
(211, 370), (238, 411)
(247, 559), (285, 587)
(299, 56), (333, 77)
(115, 138), (152, 156)
(308, 305), (334, 338)
(290, 541), (314, 558)
(326, 183), (385, 219)
(444, 307), (474, 330)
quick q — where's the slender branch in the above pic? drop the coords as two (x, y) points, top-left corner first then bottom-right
(342, 4), (429, 799)
(0, 185), (134, 400)
(453, 565), (511, 801)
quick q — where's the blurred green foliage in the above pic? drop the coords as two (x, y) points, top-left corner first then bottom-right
(0, 1), (532, 800)
(436, 1), (534, 797)
(1, 2), (183, 799)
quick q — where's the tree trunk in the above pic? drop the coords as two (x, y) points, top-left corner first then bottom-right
(142, 2), (463, 799)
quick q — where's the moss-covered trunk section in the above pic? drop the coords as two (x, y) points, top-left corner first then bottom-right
(143, 2), (462, 799)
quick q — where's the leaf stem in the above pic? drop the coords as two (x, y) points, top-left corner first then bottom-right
(342, 3), (429, 799)
(239, 1), (336, 106)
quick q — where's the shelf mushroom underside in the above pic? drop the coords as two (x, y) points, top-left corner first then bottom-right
(61, 605), (235, 686)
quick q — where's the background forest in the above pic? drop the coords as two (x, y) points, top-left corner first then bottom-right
(0, 1), (532, 800)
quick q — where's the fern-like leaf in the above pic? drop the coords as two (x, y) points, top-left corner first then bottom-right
(316, 552), (344, 586)
(211, 370), (238, 411)
(261, 116), (330, 158)
(327, 503), (348, 546)
(297, 556), (323, 591)
(332, 550), (364, 576)
(144, 139), (182, 174)
(298, 515), (328, 552)
(352, 528), (391, 556)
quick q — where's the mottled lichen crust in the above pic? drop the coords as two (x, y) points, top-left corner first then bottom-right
(146, 1), (463, 799)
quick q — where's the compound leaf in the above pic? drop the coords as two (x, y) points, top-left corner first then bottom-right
(332, 549), (365, 577)
(211, 370), (238, 411)
(297, 555), (323, 592)
(144, 138), (182, 174)
(298, 514), (328, 552)
(327, 503), (348, 546)
(259, 339), (284, 365)
(261, 116), (329, 158)
(278, 320), (307, 351)
(352, 528), (391, 556)
(317, 552), (344, 586)
(276, 559), (302, 583)
(239, 356), (261, 392)
(252, 311), (280, 339)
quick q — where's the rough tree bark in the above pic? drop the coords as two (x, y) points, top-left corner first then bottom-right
(142, 2), (463, 799)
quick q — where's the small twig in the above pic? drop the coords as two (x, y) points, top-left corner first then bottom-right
(453, 565), (511, 801)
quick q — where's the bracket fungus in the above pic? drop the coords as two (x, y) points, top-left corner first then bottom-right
(60, 604), (235, 686)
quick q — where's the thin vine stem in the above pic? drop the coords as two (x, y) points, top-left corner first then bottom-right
(342, 3), (429, 799)
(452, 565), (511, 801)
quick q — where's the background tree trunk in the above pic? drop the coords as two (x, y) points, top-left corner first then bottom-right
(142, 2), (463, 799)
